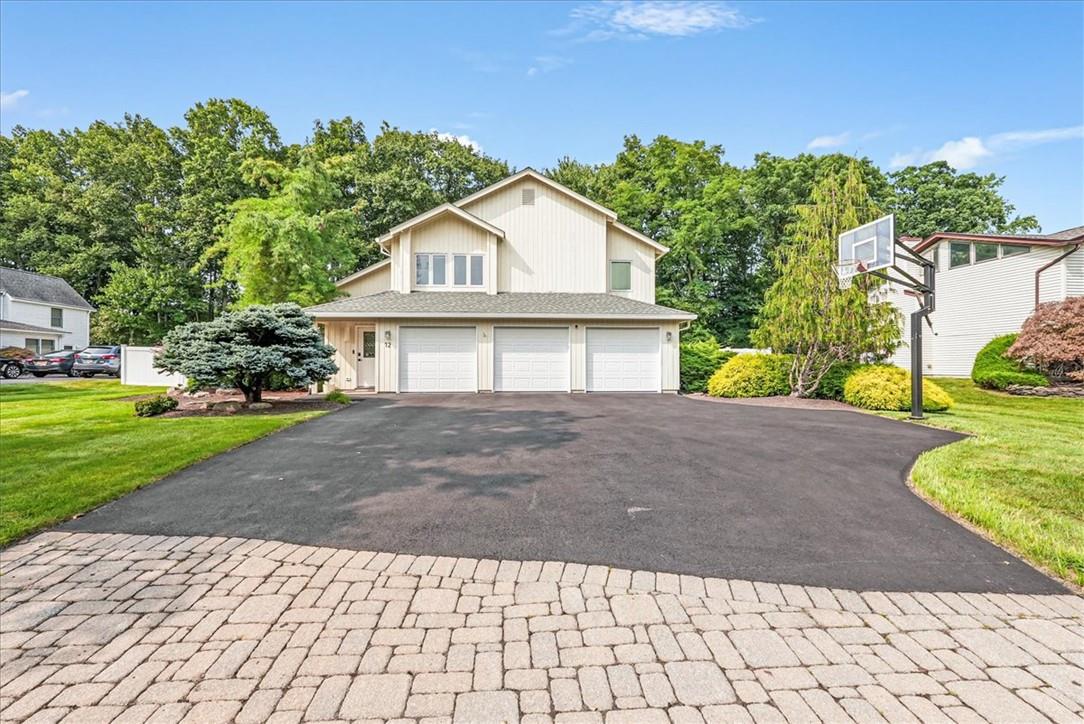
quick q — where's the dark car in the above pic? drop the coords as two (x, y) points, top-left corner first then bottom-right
(1, 355), (25, 379)
(25, 349), (78, 377)
(72, 345), (122, 377)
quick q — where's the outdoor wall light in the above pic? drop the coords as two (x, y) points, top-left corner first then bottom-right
(666, 331), (673, 341)
(384, 330), (392, 342)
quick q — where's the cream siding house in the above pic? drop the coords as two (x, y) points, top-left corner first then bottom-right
(885, 226), (1083, 377)
(0, 268), (93, 353)
(307, 169), (694, 393)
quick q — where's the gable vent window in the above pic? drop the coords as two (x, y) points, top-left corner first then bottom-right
(521, 187), (535, 206)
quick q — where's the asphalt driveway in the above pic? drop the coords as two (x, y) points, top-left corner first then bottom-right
(64, 394), (1062, 593)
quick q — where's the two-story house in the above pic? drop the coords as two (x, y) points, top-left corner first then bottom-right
(0, 268), (94, 353)
(306, 169), (696, 393)
(885, 225), (1082, 376)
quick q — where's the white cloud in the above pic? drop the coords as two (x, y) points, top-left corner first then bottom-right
(527, 56), (573, 77)
(807, 132), (851, 150)
(890, 125), (1083, 170)
(561, 1), (754, 41)
(431, 130), (482, 153)
(0, 89), (30, 110)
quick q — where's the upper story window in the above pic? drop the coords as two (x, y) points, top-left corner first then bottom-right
(417, 253), (483, 287)
(50, 307), (63, 327)
(974, 242), (999, 263)
(949, 242), (971, 268)
(946, 241), (1031, 270)
(610, 261), (632, 292)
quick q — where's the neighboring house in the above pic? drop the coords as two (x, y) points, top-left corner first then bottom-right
(885, 225), (1083, 377)
(306, 169), (695, 393)
(0, 268), (94, 354)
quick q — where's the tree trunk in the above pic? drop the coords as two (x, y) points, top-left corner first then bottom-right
(236, 379), (255, 403)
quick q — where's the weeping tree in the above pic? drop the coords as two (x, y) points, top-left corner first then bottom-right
(752, 162), (901, 397)
(156, 303), (336, 402)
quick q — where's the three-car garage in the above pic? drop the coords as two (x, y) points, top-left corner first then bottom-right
(394, 324), (668, 393)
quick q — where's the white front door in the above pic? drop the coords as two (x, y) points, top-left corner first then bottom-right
(398, 327), (477, 392)
(586, 328), (661, 392)
(494, 327), (570, 392)
(356, 328), (376, 388)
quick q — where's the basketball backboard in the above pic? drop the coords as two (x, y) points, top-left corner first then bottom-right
(837, 214), (895, 286)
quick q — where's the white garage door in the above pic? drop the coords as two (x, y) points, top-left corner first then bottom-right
(586, 328), (660, 392)
(399, 327), (477, 392)
(494, 327), (570, 392)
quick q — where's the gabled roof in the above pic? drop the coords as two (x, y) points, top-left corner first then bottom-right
(306, 291), (697, 321)
(0, 268), (94, 310)
(912, 225), (1084, 253)
(377, 203), (505, 245)
(611, 220), (670, 256)
(335, 258), (391, 288)
(454, 168), (618, 222)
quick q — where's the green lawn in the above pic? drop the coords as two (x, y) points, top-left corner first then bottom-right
(894, 379), (1084, 587)
(0, 381), (328, 546)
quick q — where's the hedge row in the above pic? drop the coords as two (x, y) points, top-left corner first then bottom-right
(700, 353), (954, 411)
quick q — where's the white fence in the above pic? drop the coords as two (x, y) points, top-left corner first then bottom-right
(120, 346), (186, 387)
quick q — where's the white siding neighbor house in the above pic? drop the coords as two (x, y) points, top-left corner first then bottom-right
(885, 225), (1083, 377)
(0, 268), (93, 353)
(306, 169), (695, 393)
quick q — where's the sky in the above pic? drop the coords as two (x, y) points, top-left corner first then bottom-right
(2, 0), (1082, 232)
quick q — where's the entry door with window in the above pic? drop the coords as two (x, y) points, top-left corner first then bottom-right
(356, 329), (376, 388)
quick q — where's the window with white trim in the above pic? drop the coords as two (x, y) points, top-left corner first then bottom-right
(50, 307), (63, 328)
(610, 260), (632, 292)
(24, 338), (55, 355)
(417, 253), (483, 287)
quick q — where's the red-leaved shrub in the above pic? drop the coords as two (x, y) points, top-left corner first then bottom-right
(1007, 297), (1084, 382)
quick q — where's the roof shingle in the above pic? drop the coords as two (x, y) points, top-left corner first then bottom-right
(0, 268), (94, 310)
(306, 292), (696, 320)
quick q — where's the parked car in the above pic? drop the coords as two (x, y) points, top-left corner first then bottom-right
(26, 349), (79, 377)
(72, 346), (122, 377)
(1, 355), (25, 379)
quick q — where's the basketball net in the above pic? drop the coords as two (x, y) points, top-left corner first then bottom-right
(835, 260), (867, 290)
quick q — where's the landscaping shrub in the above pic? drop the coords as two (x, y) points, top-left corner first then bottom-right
(0, 346), (35, 360)
(972, 334), (1048, 390)
(843, 365), (953, 412)
(811, 361), (862, 400)
(1007, 298), (1084, 381)
(706, 353), (792, 398)
(325, 390), (351, 404)
(680, 340), (735, 393)
(134, 395), (179, 417)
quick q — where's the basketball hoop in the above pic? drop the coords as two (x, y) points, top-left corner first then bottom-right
(834, 260), (865, 290)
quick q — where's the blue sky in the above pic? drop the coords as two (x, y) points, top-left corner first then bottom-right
(2, 1), (1081, 231)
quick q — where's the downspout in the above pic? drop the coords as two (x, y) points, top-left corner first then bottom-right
(1035, 244), (1080, 310)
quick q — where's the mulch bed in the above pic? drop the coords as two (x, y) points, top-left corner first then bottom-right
(160, 399), (343, 418)
(684, 392), (857, 411)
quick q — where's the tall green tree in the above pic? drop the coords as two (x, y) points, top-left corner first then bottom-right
(752, 162), (901, 397)
(214, 153), (356, 307)
(889, 161), (1041, 238)
(173, 99), (282, 316)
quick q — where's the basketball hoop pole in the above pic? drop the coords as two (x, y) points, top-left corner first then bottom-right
(866, 240), (935, 419)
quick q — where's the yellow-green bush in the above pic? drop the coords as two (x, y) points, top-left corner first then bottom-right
(843, 365), (953, 412)
(706, 353), (792, 398)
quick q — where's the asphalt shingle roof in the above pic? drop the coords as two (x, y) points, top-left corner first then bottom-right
(0, 319), (64, 335)
(1045, 225), (1084, 241)
(0, 268), (94, 310)
(306, 292), (696, 320)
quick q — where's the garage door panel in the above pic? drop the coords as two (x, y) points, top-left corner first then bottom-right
(586, 328), (660, 392)
(399, 327), (477, 392)
(495, 327), (570, 392)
